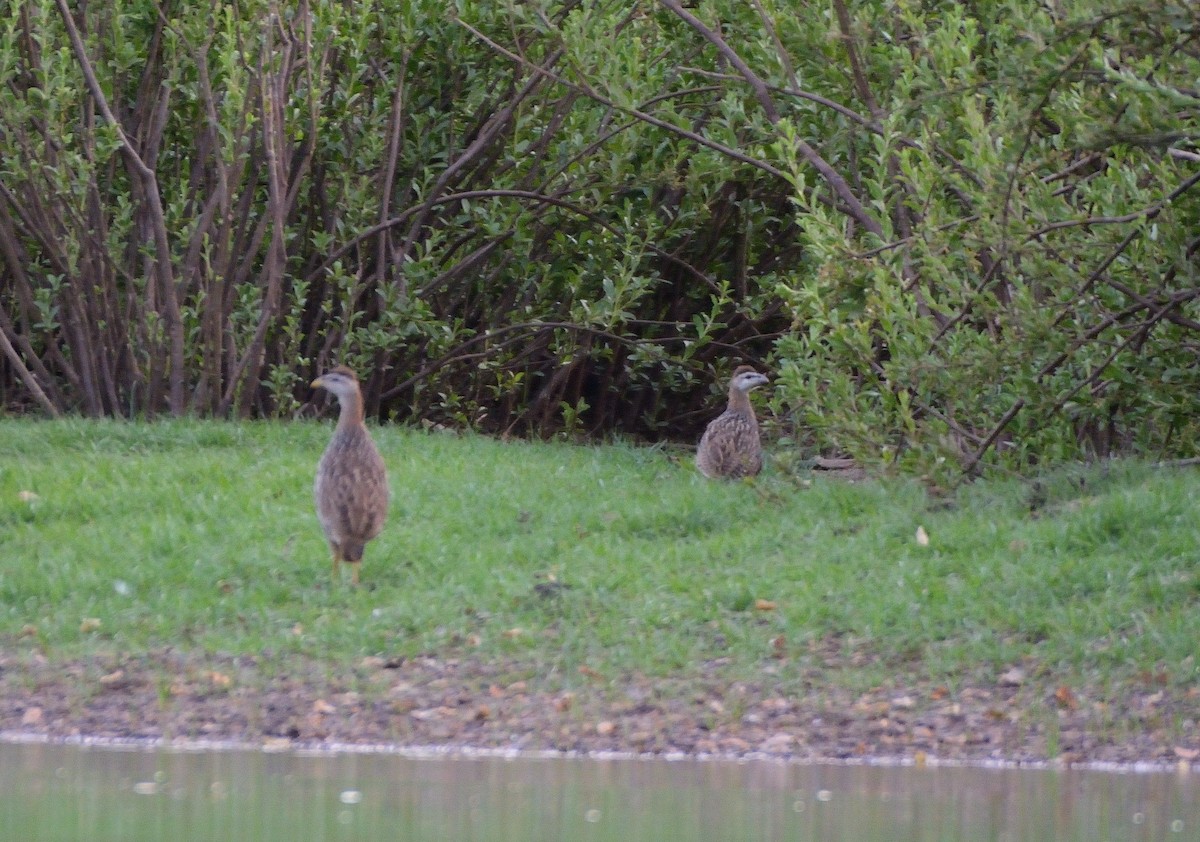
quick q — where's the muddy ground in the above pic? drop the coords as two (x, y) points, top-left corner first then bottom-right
(2, 649), (1197, 766)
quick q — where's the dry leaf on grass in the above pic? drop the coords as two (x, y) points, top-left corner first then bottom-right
(1054, 685), (1078, 710)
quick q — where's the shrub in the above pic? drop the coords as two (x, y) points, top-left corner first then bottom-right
(0, 0), (1196, 476)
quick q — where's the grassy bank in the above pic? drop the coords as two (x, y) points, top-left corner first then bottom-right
(1, 418), (1197, 701)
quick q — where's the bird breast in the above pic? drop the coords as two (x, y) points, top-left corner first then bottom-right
(314, 427), (389, 544)
(696, 408), (763, 479)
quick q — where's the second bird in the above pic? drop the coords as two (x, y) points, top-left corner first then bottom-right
(696, 365), (770, 479)
(312, 366), (389, 585)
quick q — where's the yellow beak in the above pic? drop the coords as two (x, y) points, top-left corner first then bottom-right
(310, 377), (324, 389)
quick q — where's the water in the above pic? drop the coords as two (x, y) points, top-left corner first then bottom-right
(1, 741), (1196, 841)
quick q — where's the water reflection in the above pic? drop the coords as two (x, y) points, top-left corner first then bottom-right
(0, 741), (1195, 841)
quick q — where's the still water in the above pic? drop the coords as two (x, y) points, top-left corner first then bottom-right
(1, 741), (1196, 841)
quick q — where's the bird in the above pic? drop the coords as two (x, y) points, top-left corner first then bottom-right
(311, 366), (389, 585)
(696, 365), (770, 479)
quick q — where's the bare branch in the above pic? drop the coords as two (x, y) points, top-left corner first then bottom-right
(52, 0), (186, 414)
(0, 319), (60, 417)
(305, 188), (721, 295)
(454, 15), (787, 179)
(1028, 169), (1200, 238)
(658, 0), (884, 238)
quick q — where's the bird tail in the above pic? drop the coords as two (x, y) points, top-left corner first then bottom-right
(342, 542), (366, 562)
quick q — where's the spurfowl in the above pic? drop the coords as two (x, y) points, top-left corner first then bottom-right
(312, 366), (389, 585)
(695, 365), (770, 479)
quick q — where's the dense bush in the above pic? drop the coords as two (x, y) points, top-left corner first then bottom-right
(0, 0), (1196, 475)
(765, 0), (1200, 475)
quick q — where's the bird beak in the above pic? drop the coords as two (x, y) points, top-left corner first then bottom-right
(310, 377), (324, 389)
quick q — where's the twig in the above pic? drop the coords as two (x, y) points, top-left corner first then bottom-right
(1028, 169), (1200, 238)
(53, 0), (186, 415)
(304, 188), (722, 295)
(0, 324), (59, 417)
(658, 0), (884, 237)
(454, 15), (787, 180)
(1044, 296), (1178, 422)
(961, 400), (1025, 475)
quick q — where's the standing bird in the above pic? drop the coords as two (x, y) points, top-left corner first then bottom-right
(696, 365), (770, 479)
(312, 366), (389, 585)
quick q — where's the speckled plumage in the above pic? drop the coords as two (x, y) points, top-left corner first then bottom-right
(312, 366), (389, 584)
(696, 365), (769, 479)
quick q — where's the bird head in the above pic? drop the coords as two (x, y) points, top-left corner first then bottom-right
(311, 365), (361, 400)
(730, 365), (769, 393)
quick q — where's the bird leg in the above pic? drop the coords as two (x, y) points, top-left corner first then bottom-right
(329, 542), (342, 581)
(348, 562), (360, 586)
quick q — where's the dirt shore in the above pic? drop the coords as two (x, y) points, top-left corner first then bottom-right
(1, 650), (1197, 767)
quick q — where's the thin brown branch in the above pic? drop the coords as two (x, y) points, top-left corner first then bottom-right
(454, 15), (786, 180)
(831, 0), (883, 121)
(866, 360), (984, 448)
(0, 320), (60, 417)
(961, 399), (1025, 475)
(305, 188), (721, 296)
(220, 4), (312, 416)
(377, 47), (411, 286)
(53, 0), (186, 414)
(378, 319), (749, 404)
(748, 0), (799, 93)
(397, 65), (551, 278)
(1045, 296), (1180, 422)
(679, 66), (878, 132)
(658, 0), (884, 238)
(1028, 168), (1200, 239)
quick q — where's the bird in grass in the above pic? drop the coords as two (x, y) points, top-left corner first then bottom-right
(696, 365), (770, 479)
(312, 366), (389, 585)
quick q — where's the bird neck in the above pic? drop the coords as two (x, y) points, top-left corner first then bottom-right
(727, 387), (755, 416)
(336, 389), (366, 431)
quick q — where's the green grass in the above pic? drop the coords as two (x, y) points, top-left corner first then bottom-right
(1, 418), (1198, 696)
